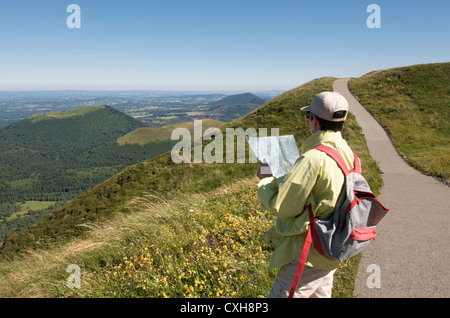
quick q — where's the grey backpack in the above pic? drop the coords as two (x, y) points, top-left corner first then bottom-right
(289, 144), (389, 298)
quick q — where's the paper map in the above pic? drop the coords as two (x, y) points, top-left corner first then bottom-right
(246, 135), (300, 178)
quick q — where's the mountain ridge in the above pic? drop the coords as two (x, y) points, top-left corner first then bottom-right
(205, 92), (266, 122)
(207, 92), (265, 110)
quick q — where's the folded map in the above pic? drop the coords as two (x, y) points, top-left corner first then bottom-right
(246, 135), (300, 179)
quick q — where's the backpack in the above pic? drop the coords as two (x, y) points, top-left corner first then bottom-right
(289, 145), (389, 298)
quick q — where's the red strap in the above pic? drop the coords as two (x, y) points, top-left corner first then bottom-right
(353, 151), (361, 173)
(289, 204), (328, 297)
(314, 145), (360, 175)
(288, 222), (312, 298)
(309, 205), (326, 257)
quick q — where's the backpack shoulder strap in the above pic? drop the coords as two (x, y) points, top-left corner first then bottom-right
(289, 206), (313, 298)
(313, 145), (360, 175)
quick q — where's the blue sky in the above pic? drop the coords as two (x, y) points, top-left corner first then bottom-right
(0, 0), (448, 91)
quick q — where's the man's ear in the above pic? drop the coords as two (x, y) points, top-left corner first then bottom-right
(312, 114), (318, 124)
(312, 115), (320, 129)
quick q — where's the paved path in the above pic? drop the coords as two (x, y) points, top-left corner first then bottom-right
(333, 78), (450, 298)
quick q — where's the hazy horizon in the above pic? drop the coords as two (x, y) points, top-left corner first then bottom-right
(1, 0), (449, 91)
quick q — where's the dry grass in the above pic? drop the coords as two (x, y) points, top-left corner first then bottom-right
(0, 177), (361, 298)
(0, 179), (262, 297)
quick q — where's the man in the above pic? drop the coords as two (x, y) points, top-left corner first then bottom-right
(257, 91), (356, 298)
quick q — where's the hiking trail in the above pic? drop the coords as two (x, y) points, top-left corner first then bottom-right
(333, 78), (450, 298)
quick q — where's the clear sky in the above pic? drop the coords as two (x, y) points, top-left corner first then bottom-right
(0, 0), (449, 91)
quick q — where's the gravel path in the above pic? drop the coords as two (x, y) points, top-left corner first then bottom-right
(333, 78), (450, 298)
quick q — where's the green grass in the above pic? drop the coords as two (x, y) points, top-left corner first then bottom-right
(349, 62), (450, 182)
(7, 201), (56, 221)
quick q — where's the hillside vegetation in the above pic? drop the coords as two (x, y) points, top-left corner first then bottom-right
(0, 76), (382, 298)
(349, 62), (450, 182)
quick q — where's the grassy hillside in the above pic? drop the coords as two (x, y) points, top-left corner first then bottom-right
(0, 77), (382, 298)
(118, 119), (225, 145)
(349, 62), (450, 183)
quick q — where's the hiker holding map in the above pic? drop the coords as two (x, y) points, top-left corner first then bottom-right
(249, 92), (354, 298)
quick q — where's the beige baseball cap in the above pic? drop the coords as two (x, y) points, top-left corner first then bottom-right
(301, 91), (349, 122)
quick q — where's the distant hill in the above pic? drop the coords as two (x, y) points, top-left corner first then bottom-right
(118, 119), (225, 145)
(1, 105), (146, 148)
(205, 93), (266, 122)
(207, 92), (266, 109)
(0, 105), (176, 241)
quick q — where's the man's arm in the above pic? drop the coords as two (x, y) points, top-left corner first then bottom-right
(257, 152), (321, 218)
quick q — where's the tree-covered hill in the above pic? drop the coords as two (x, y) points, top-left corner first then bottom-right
(0, 105), (146, 148)
(207, 92), (265, 109)
(206, 93), (266, 122)
(0, 105), (176, 241)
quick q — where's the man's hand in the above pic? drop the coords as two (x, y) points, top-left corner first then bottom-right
(257, 161), (273, 180)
